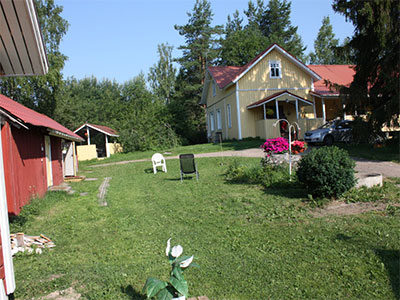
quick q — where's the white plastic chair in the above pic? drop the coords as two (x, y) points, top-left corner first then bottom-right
(152, 153), (167, 174)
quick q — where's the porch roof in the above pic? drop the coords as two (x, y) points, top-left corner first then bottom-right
(74, 123), (119, 137)
(247, 91), (313, 109)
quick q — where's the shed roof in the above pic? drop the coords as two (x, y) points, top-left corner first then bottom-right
(247, 91), (313, 109)
(0, 94), (83, 142)
(308, 65), (355, 96)
(0, 0), (48, 76)
(74, 123), (119, 137)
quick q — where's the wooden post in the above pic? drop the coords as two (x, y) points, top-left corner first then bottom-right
(263, 104), (266, 120)
(295, 99), (299, 120)
(322, 98), (326, 123)
(105, 135), (109, 157)
(86, 127), (90, 145)
(275, 99), (280, 119)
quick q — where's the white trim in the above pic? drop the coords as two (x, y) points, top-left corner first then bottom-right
(0, 279), (7, 299)
(233, 44), (321, 84)
(0, 119), (16, 295)
(0, 109), (29, 130)
(48, 129), (83, 142)
(311, 78), (314, 91)
(263, 104), (266, 120)
(105, 135), (110, 157)
(295, 99), (299, 120)
(235, 82), (242, 140)
(269, 60), (282, 79)
(227, 103), (232, 129)
(247, 92), (313, 109)
(238, 87), (310, 92)
(322, 98), (326, 123)
(216, 109), (222, 130)
(74, 123), (119, 137)
(275, 100), (280, 120)
(224, 99), (228, 139)
(209, 111), (215, 132)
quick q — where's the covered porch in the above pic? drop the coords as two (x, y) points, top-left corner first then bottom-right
(247, 91), (324, 139)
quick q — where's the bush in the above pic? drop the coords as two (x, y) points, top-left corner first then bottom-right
(225, 159), (291, 187)
(297, 146), (356, 199)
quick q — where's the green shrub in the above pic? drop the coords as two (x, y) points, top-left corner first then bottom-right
(297, 146), (356, 199)
(225, 159), (291, 187)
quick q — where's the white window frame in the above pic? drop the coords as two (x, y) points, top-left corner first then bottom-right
(212, 80), (216, 97)
(269, 60), (282, 79)
(209, 112), (215, 132)
(216, 109), (222, 130)
(227, 104), (232, 128)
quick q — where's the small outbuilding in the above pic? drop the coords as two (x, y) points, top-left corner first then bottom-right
(74, 123), (122, 161)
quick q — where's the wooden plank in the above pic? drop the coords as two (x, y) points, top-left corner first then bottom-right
(1, 0), (33, 74)
(0, 4), (23, 74)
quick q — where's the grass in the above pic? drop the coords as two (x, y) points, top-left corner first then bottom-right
(337, 142), (400, 163)
(10, 156), (400, 299)
(79, 138), (264, 167)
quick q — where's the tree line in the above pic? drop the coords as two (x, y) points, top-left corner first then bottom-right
(0, 0), (398, 152)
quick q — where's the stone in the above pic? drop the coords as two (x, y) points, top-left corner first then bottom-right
(355, 173), (383, 188)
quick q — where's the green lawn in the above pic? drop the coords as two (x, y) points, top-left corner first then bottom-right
(338, 142), (400, 163)
(80, 138), (264, 166)
(10, 157), (400, 299)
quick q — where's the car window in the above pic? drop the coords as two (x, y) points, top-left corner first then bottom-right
(319, 122), (335, 129)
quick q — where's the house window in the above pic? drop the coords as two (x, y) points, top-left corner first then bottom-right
(212, 80), (216, 97)
(216, 109), (222, 130)
(227, 104), (232, 128)
(269, 60), (281, 78)
(209, 112), (215, 131)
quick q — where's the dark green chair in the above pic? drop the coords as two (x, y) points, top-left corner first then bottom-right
(179, 154), (199, 182)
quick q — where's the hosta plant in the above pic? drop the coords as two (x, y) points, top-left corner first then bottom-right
(143, 239), (198, 300)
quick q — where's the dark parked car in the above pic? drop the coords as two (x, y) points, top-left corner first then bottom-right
(304, 120), (353, 146)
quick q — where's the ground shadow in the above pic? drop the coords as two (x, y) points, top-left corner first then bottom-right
(144, 168), (154, 174)
(121, 285), (146, 300)
(375, 249), (400, 299)
(334, 234), (399, 299)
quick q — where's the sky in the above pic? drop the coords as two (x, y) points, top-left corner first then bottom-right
(58, 0), (355, 83)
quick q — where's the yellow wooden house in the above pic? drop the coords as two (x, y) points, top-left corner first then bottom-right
(200, 43), (355, 141)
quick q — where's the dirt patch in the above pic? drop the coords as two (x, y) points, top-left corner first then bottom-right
(36, 287), (81, 300)
(311, 201), (400, 218)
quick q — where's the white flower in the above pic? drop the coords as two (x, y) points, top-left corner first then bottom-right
(179, 255), (193, 268)
(166, 238), (171, 256)
(171, 245), (183, 258)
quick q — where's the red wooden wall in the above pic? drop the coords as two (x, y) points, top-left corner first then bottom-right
(1, 122), (64, 216)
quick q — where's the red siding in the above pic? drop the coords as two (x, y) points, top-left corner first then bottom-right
(1, 122), (64, 216)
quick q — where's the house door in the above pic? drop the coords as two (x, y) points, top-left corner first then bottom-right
(44, 136), (53, 187)
(63, 142), (75, 177)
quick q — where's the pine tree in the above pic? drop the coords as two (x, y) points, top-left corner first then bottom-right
(333, 0), (399, 130)
(219, 0), (306, 66)
(260, 0), (306, 60)
(171, 0), (223, 144)
(309, 16), (340, 64)
(148, 43), (177, 105)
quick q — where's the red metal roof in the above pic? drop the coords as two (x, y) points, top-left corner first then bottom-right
(0, 94), (83, 141)
(208, 66), (243, 89)
(308, 65), (355, 96)
(247, 90), (312, 109)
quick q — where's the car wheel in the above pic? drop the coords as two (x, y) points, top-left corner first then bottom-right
(324, 135), (334, 146)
